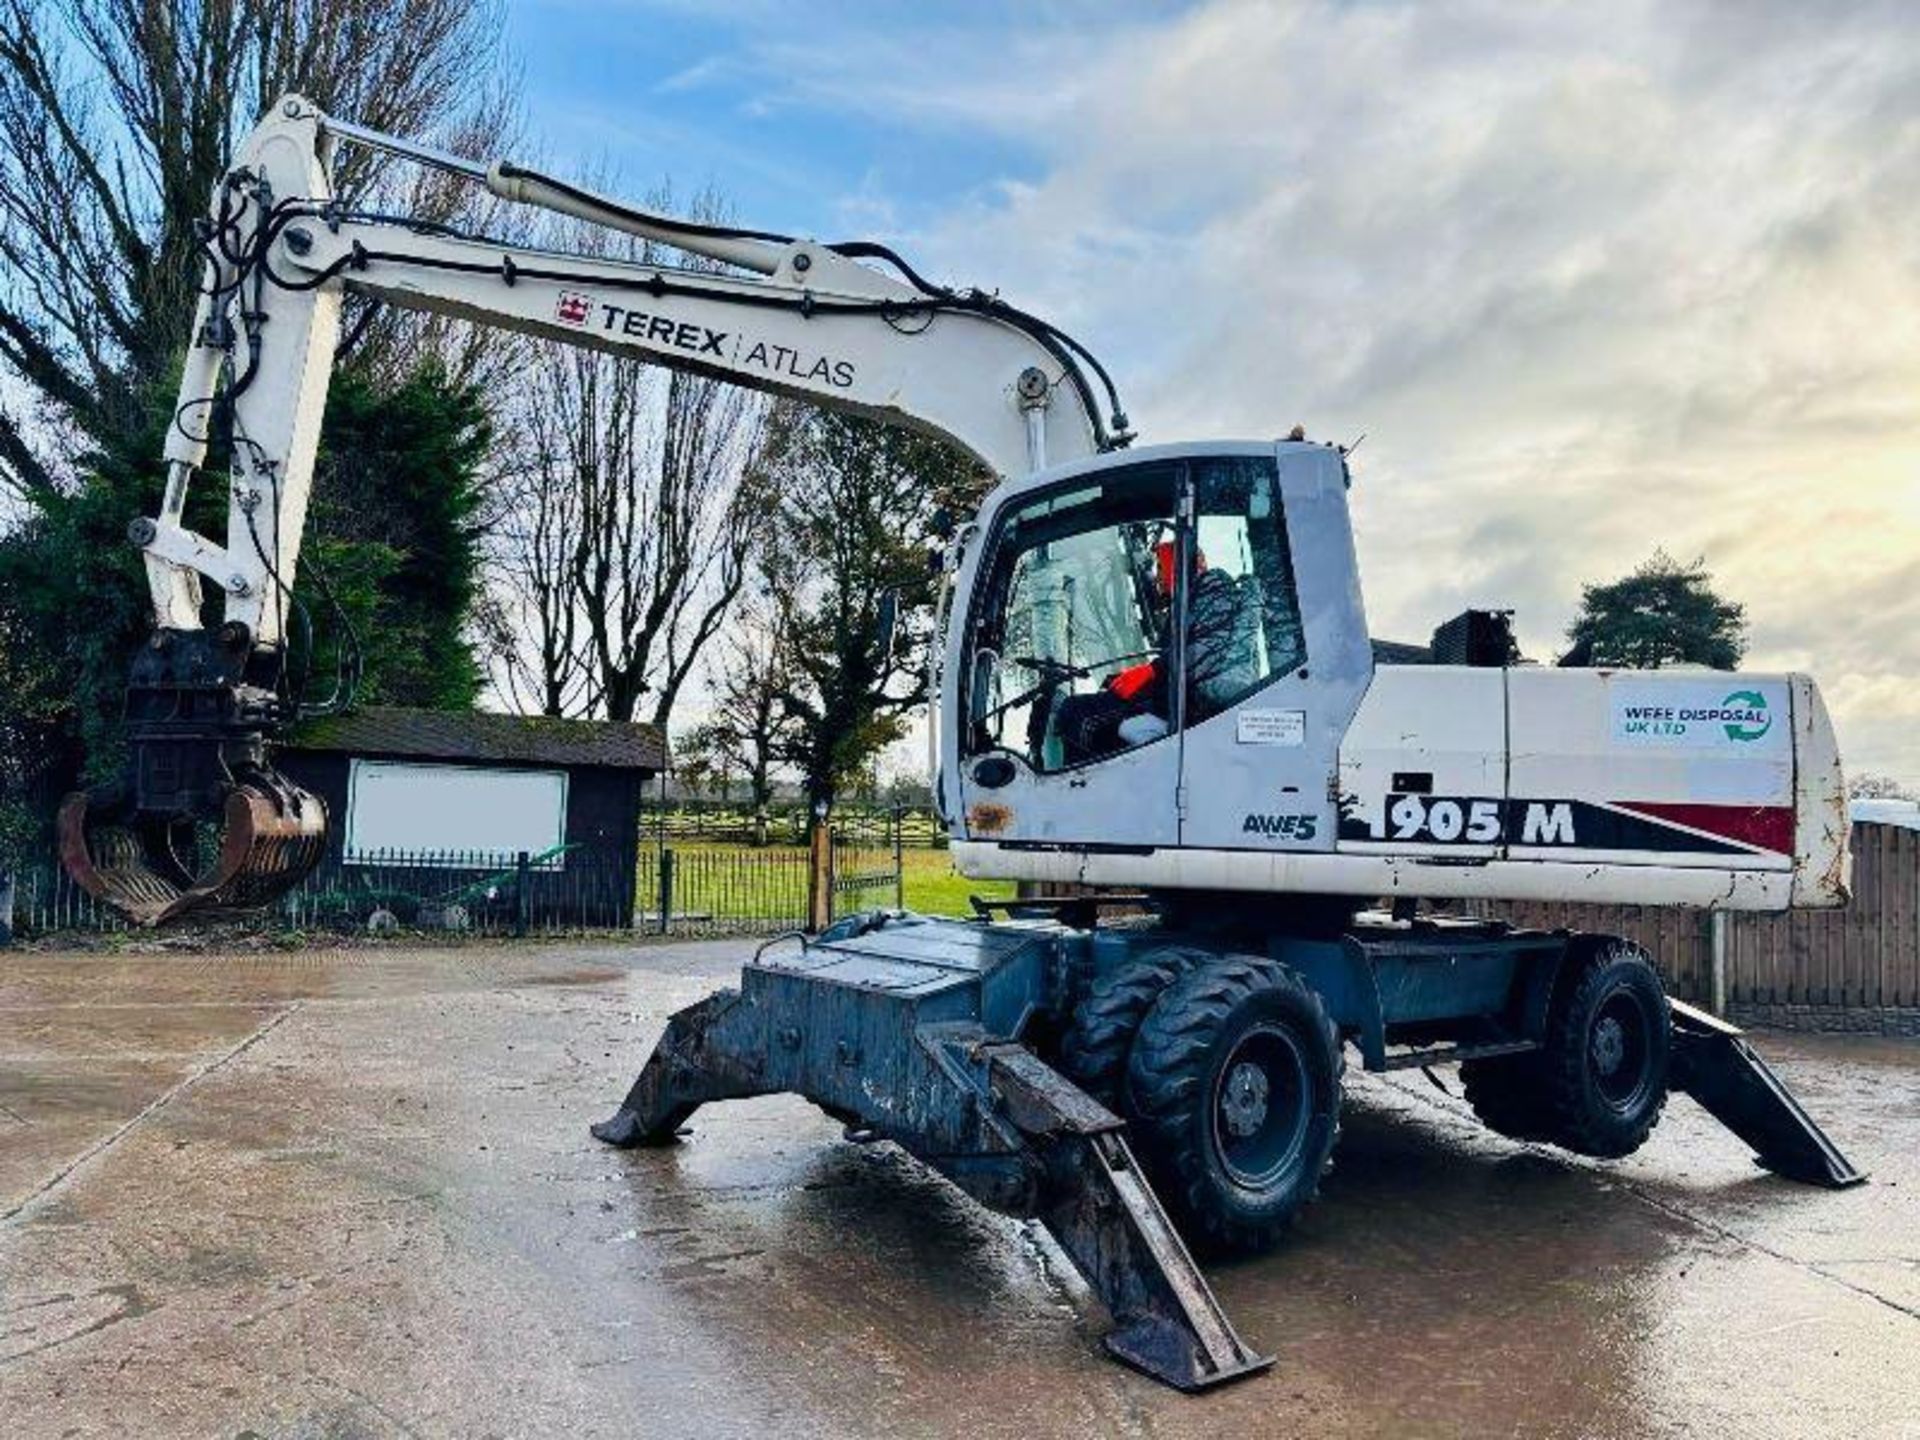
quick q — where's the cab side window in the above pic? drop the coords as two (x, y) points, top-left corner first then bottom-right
(1185, 456), (1306, 726)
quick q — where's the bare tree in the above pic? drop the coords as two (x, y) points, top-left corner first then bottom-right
(481, 437), (593, 717)
(1850, 773), (1916, 802)
(486, 186), (772, 727)
(0, 0), (516, 503)
(671, 724), (734, 802)
(699, 600), (800, 816)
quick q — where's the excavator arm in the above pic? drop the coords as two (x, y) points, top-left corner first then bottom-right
(62, 95), (1128, 924)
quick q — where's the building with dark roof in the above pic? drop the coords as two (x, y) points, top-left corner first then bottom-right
(278, 706), (665, 929)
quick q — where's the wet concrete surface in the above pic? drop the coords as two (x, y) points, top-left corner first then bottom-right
(1, 939), (1915, 1438)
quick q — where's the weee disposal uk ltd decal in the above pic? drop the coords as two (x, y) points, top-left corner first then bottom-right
(1609, 680), (1788, 751)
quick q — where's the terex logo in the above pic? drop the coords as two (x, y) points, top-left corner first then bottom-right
(555, 291), (593, 327)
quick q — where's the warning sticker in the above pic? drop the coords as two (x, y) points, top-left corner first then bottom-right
(1236, 709), (1306, 746)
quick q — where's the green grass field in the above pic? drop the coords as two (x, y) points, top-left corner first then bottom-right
(899, 846), (1018, 914)
(652, 841), (1015, 923)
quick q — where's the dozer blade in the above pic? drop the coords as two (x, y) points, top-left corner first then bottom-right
(1669, 998), (1866, 1189)
(58, 781), (327, 927)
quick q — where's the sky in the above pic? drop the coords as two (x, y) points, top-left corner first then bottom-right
(505, 0), (1920, 784)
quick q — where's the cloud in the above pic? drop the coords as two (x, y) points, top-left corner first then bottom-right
(544, 1), (1920, 782)
(704, 0), (1920, 779)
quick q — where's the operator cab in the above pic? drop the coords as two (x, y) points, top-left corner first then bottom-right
(946, 440), (1374, 856)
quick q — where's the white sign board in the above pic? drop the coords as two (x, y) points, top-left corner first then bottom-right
(346, 760), (568, 864)
(1609, 680), (1789, 753)
(1236, 708), (1306, 747)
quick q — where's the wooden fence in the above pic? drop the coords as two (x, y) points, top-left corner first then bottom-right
(1480, 822), (1920, 1023)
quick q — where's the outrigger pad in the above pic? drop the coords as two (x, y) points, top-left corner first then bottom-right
(1668, 999), (1866, 1189)
(978, 1043), (1273, 1391)
(591, 989), (760, 1148)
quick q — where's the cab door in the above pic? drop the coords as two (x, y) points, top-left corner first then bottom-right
(1175, 444), (1373, 853)
(955, 461), (1183, 848)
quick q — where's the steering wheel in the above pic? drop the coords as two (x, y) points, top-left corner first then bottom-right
(983, 661), (1081, 729)
(1009, 654), (1092, 681)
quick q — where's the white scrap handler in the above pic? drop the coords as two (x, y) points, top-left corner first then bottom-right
(64, 99), (1864, 1392)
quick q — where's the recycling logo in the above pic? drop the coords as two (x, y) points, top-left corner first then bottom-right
(1720, 689), (1771, 742)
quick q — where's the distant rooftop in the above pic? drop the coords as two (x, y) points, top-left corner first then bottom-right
(286, 706), (667, 772)
(1371, 638), (1433, 665)
(1851, 798), (1920, 833)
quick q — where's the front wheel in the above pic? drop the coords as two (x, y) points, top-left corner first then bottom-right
(1058, 946), (1205, 1108)
(1125, 956), (1343, 1256)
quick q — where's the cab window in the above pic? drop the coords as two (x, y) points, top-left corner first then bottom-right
(1185, 456), (1306, 726)
(965, 467), (1178, 772)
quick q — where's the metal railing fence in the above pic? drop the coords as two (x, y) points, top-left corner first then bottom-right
(5, 814), (910, 941)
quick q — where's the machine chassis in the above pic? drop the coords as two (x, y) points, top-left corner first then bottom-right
(595, 899), (1862, 1391)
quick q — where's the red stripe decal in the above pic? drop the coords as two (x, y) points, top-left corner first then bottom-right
(1615, 802), (1795, 854)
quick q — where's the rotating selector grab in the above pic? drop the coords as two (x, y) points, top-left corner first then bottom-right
(56, 625), (328, 926)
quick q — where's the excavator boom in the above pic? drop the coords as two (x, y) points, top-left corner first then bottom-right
(60, 95), (1122, 926)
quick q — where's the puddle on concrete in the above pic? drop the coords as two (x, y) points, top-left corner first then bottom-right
(3, 945), (1915, 1438)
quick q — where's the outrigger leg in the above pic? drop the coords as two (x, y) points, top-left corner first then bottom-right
(592, 925), (1270, 1392)
(1669, 999), (1866, 1189)
(590, 990), (764, 1147)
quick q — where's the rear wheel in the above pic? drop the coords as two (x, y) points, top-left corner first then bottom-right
(1539, 942), (1670, 1158)
(1125, 956), (1343, 1256)
(1460, 1051), (1555, 1142)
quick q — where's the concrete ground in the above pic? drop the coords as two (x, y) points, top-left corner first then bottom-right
(2, 940), (1916, 1439)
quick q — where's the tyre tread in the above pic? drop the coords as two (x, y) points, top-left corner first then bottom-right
(1460, 1053), (1555, 1141)
(1058, 946), (1207, 1108)
(1127, 956), (1343, 1255)
(1540, 941), (1670, 1158)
